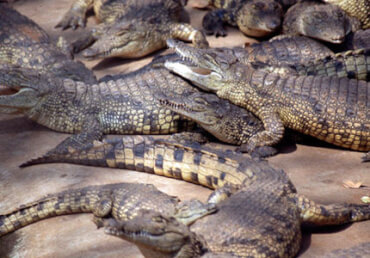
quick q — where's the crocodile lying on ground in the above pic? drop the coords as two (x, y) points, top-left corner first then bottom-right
(164, 40), (370, 161)
(283, 0), (359, 44)
(56, 0), (208, 60)
(0, 182), (216, 237)
(201, 0), (284, 37)
(0, 4), (96, 84)
(324, 0), (370, 29)
(15, 135), (370, 257)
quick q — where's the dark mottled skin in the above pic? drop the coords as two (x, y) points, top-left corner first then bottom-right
(294, 48), (370, 81)
(0, 4), (96, 84)
(347, 29), (370, 49)
(57, 0), (208, 59)
(0, 182), (215, 237)
(164, 40), (370, 160)
(30, 135), (370, 257)
(202, 0), (284, 37)
(283, 0), (357, 44)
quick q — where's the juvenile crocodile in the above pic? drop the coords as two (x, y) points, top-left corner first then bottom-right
(324, 0), (370, 29)
(0, 182), (216, 237)
(293, 48), (370, 81)
(283, 0), (359, 44)
(56, 0), (208, 59)
(0, 4), (96, 84)
(201, 0), (284, 37)
(0, 62), (199, 155)
(164, 40), (370, 160)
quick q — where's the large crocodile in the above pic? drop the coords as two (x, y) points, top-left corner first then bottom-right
(283, 0), (360, 44)
(201, 0), (284, 37)
(324, 0), (370, 29)
(0, 182), (216, 237)
(21, 135), (370, 257)
(164, 40), (370, 160)
(0, 4), (96, 84)
(56, 0), (208, 59)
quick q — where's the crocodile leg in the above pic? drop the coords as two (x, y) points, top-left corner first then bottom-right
(56, 0), (95, 30)
(295, 194), (370, 226)
(169, 23), (209, 48)
(72, 23), (104, 53)
(0, 187), (113, 237)
(202, 9), (230, 37)
(45, 117), (103, 156)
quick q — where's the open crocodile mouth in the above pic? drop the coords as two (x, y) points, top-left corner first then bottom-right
(159, 99), (195, 113)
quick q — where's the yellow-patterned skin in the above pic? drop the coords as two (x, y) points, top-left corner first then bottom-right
(25, 136), (370, 257)
(324, 0), (370, 29)
(164, 40), (370, 159)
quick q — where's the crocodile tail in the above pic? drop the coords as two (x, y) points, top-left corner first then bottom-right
(21, 136), (250, 190)
(296, 194), (370, 226)
(0, 186), (109, 237)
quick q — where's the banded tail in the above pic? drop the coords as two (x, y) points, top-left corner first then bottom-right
(0, 186), (112, 237)
(21, 136), (253, 190)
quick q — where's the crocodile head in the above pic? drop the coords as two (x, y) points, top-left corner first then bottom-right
(0, 66), (52, 114)
(164, 39), (245, 93)
(81, 19), (165, 59)
(159, 91), (263, 145)
(237, 0), (283, 37)
(104, 210), (207, 257)
(293, 4), (352, 44)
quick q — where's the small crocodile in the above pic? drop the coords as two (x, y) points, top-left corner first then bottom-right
(324, 0), (370, 29)
(56, 0), (208, 59)
(283, 0), (359, 44)
(0, 4), (96, 84)
(0, 61), (198, 155)
(201, 0), (284, 37)
(0, 182), (216, 237)
(164, 40), (370, 160)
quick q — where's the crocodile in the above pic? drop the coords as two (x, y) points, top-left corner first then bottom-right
(201, 0), (284, 37)
(0, 61), (200, 155)
(0, 182), (216, 237)
(0, 4), (96, 84)
(56, 0), (208, 60)
(164, 40), (370, 160)
(283, 0), (360, 44)
(15, 134), (370, 256)
(324, 0), (370, 29)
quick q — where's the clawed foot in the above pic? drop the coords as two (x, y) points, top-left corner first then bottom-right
(235, 144), (277, 159)
(202, 11), (228, 37)
(55, 10), (86, 30)
(362, 152), (370, 162)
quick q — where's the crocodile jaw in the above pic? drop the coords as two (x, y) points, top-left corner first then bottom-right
(164, 61), (222, 92)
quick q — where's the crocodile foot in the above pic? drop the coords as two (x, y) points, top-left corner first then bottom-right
(55, 9), (86, 30)
(202, 11), (228, 37)
(362, 152), (370, 162)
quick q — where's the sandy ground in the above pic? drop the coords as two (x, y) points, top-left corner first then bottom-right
(0, 0), (369, 257)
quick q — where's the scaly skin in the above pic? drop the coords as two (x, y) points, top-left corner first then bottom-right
(0, 61), (197, 154)
(0, 182), (216, 237)
(164, 40), (370, 160)
(34, 135), (370, 257)
(239, 35), (334, 67)
(57, 0), (208, 59)
(283, 0), (356, 44)
(202, 0), (284, 37)
(347, 29), (370, 49)
(0, 4), (96, 84)
(293, 49), (370, 81)
(157, 91), (278, 156)
(324, 0), (370, 29)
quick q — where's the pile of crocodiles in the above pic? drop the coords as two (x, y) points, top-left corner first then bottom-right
(0, 1), (369, 257)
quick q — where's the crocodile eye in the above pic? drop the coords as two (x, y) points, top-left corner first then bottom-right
(153, 216), (165, 223)
(194, 97), (208, 105)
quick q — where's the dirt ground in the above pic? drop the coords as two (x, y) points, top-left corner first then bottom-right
(0, 0), (369, 257)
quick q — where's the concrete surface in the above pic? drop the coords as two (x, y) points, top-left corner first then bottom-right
(0, 0), (369, 257)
